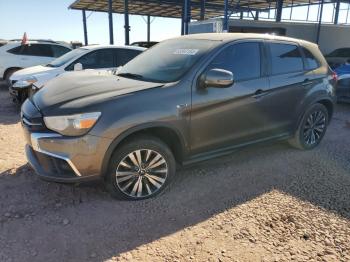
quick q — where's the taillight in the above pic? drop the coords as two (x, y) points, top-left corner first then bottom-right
(332, 71), (338, 82)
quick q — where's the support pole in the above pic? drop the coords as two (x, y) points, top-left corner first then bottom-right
(334, 0), (340, 24)
(184, 0), (190, 35)
(316, 0), (324, 44)
(200, 0), (205, 20)
(124, 0), (130, 45)
(181, 2), (185, 35)
(82, 10), (88, 46)
(276, 0), (283, 22)
(108, 0), (114, 45)
(240, 11), (243, 19)
(223, 0), (229, 32)
(254, 11), (259, 20)
(147, 15), (151, 42)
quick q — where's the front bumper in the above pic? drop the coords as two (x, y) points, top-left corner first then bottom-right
(9, 81), (30, 103)
(21, 98), (113, 183)
(23, 130), (112, 183)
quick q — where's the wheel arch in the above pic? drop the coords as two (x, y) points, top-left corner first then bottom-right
(317, 99), (334, 122)
(3, 67), (22, 80)
(294, 96), (335, 133)
(101, 123), (188, 178)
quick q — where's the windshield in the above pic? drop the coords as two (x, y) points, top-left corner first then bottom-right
(47, 48), (88, 67)
(327, 48), (350, 57)
(118, 39), (218, 83)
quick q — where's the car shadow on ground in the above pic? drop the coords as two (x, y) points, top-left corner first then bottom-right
(1, 133), (349, 261)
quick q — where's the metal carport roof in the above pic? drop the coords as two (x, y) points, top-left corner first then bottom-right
(69, 0), (330, 20)
(69, 0), (347, 46)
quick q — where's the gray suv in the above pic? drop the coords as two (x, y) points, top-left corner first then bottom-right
(21, 33), (337, 200)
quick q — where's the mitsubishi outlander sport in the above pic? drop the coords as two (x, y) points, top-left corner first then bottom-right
(21, 33), (337, 200)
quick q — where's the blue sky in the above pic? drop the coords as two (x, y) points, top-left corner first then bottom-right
(0, 0), (348, 45)
(0, 0), (181, 45)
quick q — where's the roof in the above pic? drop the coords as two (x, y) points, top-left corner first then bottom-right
(69, 0), (333, 20)
(80, 44), (146, 51)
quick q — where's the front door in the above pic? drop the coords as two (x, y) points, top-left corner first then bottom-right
(190, 41), (270, 155)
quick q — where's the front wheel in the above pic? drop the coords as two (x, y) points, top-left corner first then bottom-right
(105, 136), (176, 200)
(289, 103), (329, 150)
(5, 68), (19, 86)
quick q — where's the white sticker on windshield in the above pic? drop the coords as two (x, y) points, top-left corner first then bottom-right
(173, 49), (199, 55)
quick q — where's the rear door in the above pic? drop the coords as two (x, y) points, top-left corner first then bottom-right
(9, 44), (54, 67)
(190, 41), (270, 155)
(262, 41), (314, 136)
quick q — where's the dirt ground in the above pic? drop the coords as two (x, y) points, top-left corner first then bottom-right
(0, 81), (349, 262)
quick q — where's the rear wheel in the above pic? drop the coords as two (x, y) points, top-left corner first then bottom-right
(105, 136), (176, 200)
(289, 103), (329, 150)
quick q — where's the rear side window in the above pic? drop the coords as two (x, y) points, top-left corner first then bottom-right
(208, 42), (261, 81)
(51, 45), (71, 58)
(7, 44), (53, 57)
(114, 49), (142, 67)
(269, 43), (304, 75)
(7, 46), (22, 55)
(302, 47), (319, 70)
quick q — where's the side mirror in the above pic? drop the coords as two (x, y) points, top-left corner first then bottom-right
(73, 63), (83, 71)
(200, 68), (234, 89)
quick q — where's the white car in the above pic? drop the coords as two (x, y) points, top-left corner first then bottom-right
(0, 40), (72, 83)
(9, 45), (145, 102)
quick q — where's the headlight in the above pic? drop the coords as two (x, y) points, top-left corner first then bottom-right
(13, 76), (37, 88)
(44, 112), (101, 136)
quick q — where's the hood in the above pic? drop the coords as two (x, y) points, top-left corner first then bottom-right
(33, 70), (163, 114)
(10, 65), (57, 81)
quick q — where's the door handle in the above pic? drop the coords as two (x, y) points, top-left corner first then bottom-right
(252, 89), (268, 99)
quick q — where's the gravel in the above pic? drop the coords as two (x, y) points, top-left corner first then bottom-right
(0, 82), (349, 262)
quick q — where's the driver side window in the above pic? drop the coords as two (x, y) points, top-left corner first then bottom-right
(67, 49), (115, 70)
(208, 42), (261, 82)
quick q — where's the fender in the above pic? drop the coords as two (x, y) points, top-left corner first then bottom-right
(100, 122), (189, 177)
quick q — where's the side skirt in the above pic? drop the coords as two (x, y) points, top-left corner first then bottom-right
(182, 133), (291, 166)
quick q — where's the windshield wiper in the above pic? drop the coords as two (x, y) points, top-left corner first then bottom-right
(117, 72), (144, 80)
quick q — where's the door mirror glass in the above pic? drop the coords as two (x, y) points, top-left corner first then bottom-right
(74, 63), (83, 71)
(201, 68), (234, 88)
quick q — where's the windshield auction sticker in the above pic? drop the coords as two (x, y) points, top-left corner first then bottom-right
(173, 49), (199, 55)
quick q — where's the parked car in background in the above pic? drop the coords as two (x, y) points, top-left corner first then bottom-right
(325, 47), (350, 69)
(333, 63), (350, 102)
(21, 33), (336, 200)
(9, 45), (145, 103)
(0, 40), (8, 47)
(0, 40), (72, 85)
(131, 41), (158, 48)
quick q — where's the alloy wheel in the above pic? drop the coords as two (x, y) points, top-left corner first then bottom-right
(303, 110), (326, 146)
(115, 149), (168, 198)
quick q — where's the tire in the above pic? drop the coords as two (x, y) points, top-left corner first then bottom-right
(288, 103), (329, 150)
(105, 135), (176, 200)
(4, 68), (19, 86)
